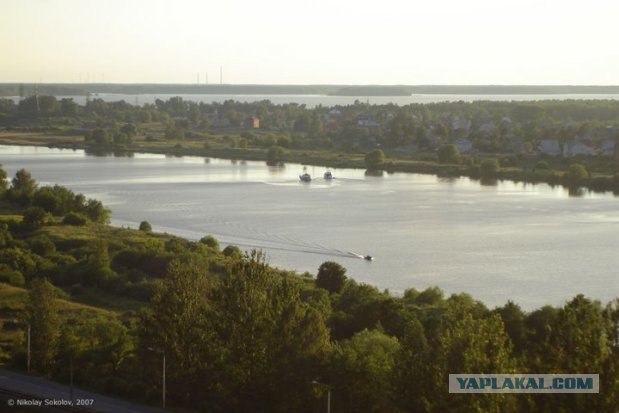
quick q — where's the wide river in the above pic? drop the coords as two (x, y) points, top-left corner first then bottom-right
(1, 145), (618, 310)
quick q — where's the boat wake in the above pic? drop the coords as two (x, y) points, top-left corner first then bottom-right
(203, 218), (370, 261)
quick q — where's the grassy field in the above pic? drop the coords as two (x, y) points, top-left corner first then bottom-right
(0, 282), (120, 366)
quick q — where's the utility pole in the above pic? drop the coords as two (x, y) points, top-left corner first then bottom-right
(162, 353), (166, 410)
(26, 323), (31, 373)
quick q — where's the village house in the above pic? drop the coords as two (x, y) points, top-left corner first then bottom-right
(599, 138), (617, 157)
(243, 116), (260, 129)
(453, 137), (474, 153)
(477, 122), (498, 137)
(563, 138), (596, 157)
(356, 115), (380, 129)
(450, 117), (471, 137)
(537, 139), (562, 156)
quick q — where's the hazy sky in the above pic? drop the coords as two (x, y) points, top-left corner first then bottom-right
(2, 0), (618, 85)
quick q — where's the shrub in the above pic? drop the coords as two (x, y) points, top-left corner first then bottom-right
(365, 149), (385, 170)
(222, 245), (242, 259)
(199, 235), (220, 251)
(437, 144), (460, 164)
(139, 221), (152, 232)
(62, 212), (88, 226)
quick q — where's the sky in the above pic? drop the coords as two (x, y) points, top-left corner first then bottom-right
(1, 0), (619, 85)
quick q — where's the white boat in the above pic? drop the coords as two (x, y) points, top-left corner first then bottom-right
(324, 171), (333, 180)
(299, 173), (311, 182)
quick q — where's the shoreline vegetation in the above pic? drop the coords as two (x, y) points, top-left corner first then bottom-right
(1, 169), (619, 412)
(0, 94), (618, 194)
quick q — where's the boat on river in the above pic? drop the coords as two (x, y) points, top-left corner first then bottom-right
(299, 173), (311, 182)
(324, 171), (333, 180)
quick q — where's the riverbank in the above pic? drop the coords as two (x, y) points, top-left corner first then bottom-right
(1, 132), (618, 195)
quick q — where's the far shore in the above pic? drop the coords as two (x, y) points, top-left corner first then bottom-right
(1, 133), (618, 195)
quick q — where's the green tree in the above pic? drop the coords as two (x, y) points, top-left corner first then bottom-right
(8, 168), (37, 205)
(84, 240), (114, 287)
(199, 234), (220, 251)
(0, 223), (13, 248)
(394, 318), (433, 412)
(139, 221), (152, 232)
(365, 149), (385, 170)
(316, 261), (347, 294)
(209, 251), (330, 413)
(21, 207), (51, 230)
(437, 144), (460, 164)
(33, 185), (77, 216)
(139, 258), (212, 406)
(267, 145), (285, 164)
(480, 158), (500, 179)
(27, 278), (60, 375)
(0, 163), (7, 195)
(86, 128), (111, 146)
(404, 300), (515, 413)
(222, 245), (242, 259)
(330, 329), (400, 413)
(565, 163), (588, 186)
(82, 199), (110, 223)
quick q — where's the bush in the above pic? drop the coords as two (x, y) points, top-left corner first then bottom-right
(437, 144), (460, 164)
(29, 236), (56, 256)
(222, 245), (242, 259)
(0, 265), (25, 286)
(22, 207), (51, 229)
(480, 159), (500, 178)
(199, 235), (220, 251)
(62, 212), (88, 226)
(138, 221), (152, 232)
(365, 149), (385, 170)
(565, 163), (589, 186)
(316, 261), (347, 294)
(267, 146), (285, 164)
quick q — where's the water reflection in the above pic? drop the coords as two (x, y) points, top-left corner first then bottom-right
(85, 148), (135, 158)
(364, 169), (384, 177)
(480, 178), (498, 186)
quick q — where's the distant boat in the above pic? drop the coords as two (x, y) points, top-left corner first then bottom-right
(324, 171), (334, 180)
(299, 173), (311, 182)
(364, 255), (373, 261)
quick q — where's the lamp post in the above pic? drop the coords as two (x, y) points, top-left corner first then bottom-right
(26, 322), (30, 374)
(312, 380), (331, 413)
(148, 347), (166, 410)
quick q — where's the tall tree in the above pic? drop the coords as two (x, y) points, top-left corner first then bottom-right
(27, 278), (60, 375)
(8, 168), (37, 205)
(210, 251), (330, 413)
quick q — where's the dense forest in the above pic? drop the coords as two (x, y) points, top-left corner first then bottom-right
(1, 166), (618, 412)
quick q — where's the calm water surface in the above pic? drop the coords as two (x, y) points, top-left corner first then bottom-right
(1, 145), (618, 309)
